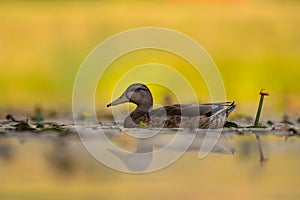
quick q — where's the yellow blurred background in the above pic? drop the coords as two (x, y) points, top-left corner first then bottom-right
(1, 0), (300, 118)
(1, 1), (300, 199)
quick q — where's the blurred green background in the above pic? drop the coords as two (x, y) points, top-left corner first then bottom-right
(1, 0), (300, 118)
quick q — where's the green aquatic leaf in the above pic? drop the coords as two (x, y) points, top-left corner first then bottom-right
(13, 121), (35, 131)
(31, 108), (44, 122)
(138, 121), (149, 128)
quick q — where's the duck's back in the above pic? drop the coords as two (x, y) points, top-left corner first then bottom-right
(150, 102), (234, 117)
(149, 102), (236, 128)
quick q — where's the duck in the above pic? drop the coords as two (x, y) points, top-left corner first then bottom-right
(107, 83), (236, 128)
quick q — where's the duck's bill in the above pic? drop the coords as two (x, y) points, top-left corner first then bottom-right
(107, 95), (129, 107)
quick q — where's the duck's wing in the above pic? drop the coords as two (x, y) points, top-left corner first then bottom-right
(150, 102), (235, 118)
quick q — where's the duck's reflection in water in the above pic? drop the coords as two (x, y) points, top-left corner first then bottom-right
(0, 144), (13, 162)
(108, 130), (235, 172)
(45, 140), (76, 175)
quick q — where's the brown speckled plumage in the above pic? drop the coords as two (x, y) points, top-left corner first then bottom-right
(107, 83), (236, 128)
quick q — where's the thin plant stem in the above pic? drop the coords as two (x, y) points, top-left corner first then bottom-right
(254, 89), (269, 164)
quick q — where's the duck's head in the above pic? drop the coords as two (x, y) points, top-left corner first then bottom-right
(107, 83), (153, 109)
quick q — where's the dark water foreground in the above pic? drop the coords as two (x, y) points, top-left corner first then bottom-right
(0, 118), (300, 200)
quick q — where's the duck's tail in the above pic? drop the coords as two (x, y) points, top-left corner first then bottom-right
(225, 101), (236, 117)
(205, 101), (236, 118)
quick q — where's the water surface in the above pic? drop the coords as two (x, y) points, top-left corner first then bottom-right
(0, 123), (300, 200)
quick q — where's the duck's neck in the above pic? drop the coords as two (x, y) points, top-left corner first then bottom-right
(135, 101), (153, 113)
(124, 101), (153, 128)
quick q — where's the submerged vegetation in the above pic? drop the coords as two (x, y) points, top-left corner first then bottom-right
(1, 111), (299, 137)
(1, 114), (72, 137)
